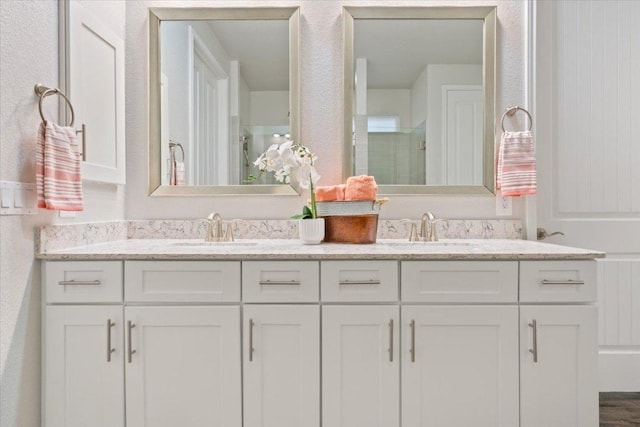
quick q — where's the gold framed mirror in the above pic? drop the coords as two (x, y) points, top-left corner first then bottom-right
(148, 7), (300, 196)
(343, 6), (496, 195)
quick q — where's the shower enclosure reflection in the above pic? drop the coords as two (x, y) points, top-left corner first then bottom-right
(159, 19), (290, 186)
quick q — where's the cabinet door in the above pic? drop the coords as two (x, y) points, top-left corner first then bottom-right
(243, 305), (319, 427)
(125, 306), (241, 427)
(520, 306), (598, 427)
(322, 305), (399, 427)
(44, 305), (124, 427)
(402, 306), (519, 427)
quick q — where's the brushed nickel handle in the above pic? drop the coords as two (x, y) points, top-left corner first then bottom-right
(540, 279), (585, 286)
(388, 319), (394, 362)
(107, 319), (116, 362)
(410, 319), (416, 363)
(58, 280), (101, 286)
(78, 124), (87, 161)
(528, 320), (538, 363)
(259, 280), (301, 286)
(339, 279), (381, 286)
(537, 228), (564, 240)
(249, 319), (255, 362)
(127, 321), (136, 363)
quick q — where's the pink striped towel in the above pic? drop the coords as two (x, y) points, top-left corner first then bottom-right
(496, 130), (537, 197)
(36, 121), (84, 211)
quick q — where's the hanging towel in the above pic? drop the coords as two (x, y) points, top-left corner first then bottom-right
(173, 161), (185, 186)
(36, 121), (83, 211)
(315, 184), (346, 201)
(496, 130), (537, 197)
(169, 142), (185, 186)
(345, 175), (378, 201)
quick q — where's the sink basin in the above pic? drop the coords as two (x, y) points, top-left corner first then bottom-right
(171, 241), (258, 247)
(380, 241), (473, 247)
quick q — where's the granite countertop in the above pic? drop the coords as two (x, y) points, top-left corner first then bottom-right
(36, 238), (604, 261)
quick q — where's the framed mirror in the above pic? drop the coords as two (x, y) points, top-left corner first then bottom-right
(149, 7), (300, 196)
(344, 7), (496, 195)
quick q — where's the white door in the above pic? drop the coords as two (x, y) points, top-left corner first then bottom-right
(44, 305), (124, 427)
(520, 306), (598, 427)
(322, 305), (399, 427)
(534, 0), (640, 390)
(67, 2), (125, 183)
(442, 86), (483, 185)
(402, 305), (519, 427)
(192, 52), (218, 185)
(125, 306), (241, 427)
(243, 305), (319, 427)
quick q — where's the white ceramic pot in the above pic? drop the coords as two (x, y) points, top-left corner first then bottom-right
(298, 218), (325, 245)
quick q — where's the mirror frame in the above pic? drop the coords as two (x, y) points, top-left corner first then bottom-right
(148, 7), (300, 196)
(343, 6), (497, 195)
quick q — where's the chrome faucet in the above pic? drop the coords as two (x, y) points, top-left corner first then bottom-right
(409, 211), (438, 242)
(205, 213), (234, 242)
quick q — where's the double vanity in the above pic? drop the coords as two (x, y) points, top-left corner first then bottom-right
(38, 221), (603, 427)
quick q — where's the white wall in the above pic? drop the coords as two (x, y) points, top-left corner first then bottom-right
(250, 91), (289, 126)
(0, 1), (125, 426)
(367, 89), (412, 129)
(126, 0), (527, 220)
(410, 66), (429, 128)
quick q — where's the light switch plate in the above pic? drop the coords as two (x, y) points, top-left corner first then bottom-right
(0, 181), (37, 215)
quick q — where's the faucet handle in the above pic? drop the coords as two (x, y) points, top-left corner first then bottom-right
(408, 223), (420, 241)
(223, 223), (234, 242)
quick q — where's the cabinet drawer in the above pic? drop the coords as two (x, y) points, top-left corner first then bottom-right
(125, 261), (240, 302)
(401, 261), (518, 303)
(520, 261), (596, 303)
(43, 261), (123, 303)
(243, 261), (319, 302)
(321, 261), (398, 302)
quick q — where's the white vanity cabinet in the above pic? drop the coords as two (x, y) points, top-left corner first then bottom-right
(42, 255), (599, 427)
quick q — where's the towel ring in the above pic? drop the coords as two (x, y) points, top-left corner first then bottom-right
(500, 106), (532, 132)
(34, 84), (75, 127)
(169, 141), (185, 162)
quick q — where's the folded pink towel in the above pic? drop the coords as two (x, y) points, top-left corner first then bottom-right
(315, 184), (346, 201)
(496, 130), (536, 197)
(36, 121), (83, 211)
(345, 175), (378, 201)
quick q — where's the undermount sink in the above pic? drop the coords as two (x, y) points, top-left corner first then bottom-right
(171, 241), (258, 247)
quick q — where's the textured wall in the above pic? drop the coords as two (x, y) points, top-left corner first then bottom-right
(0, 1), (125, 426)
(126, 0), (527, 220)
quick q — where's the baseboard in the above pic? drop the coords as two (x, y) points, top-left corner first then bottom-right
(599, 348), (640, 391)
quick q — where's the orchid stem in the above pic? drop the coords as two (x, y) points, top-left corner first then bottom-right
(309, 174), (317, 219)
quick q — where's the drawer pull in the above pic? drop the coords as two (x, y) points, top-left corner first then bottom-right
(540, 279), (585, 286)
(388, 319), (394, 362)
(106, 319), (116, 362)
(528, 320), (538, 363)
(339, 279), (381, 286)
(410, 319), (416, 362)
(58, 280), (102, 286)
(259, 280), (301, 286)
(127, 321), (136, 363)
(249, 319), (255, 362)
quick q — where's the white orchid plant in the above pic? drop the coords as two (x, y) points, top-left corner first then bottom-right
(250, 140), (320, 219)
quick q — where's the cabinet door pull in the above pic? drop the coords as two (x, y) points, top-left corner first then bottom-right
(528, 320), (538, 363)
(410, 319), (416, 362)
(339, 279), (381, 286)
(259, 280), (300, 286)
(127, 321), (136, 363)
(388, 319), (394, 362)
(540, 279), (585, 286)
(106, 319), (116, 362)
(58, 280), (101, 286)
(249, 318), (255, 362)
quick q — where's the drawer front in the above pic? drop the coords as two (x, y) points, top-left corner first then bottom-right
(125, 261), (240, 302)
(243, 261), (319, 302)
(321, 261), (398, 302)
(520, 260), (597, 303)
(401, 261), (518, 303)
(43, 261), (123, 303)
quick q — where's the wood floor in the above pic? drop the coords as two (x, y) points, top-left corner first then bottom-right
(600, 393), (640, 426)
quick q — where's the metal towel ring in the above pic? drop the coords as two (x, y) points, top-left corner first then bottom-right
(500, 106), (532, 132)
(34, 84), (75, 127)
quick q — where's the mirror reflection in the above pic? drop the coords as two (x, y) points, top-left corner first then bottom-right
(160, 19), (290, 186)
(345, 7), (496, 194)
(353, 18), (484, 186)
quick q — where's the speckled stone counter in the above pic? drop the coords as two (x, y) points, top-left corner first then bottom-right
(36, 238), (604, 261)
